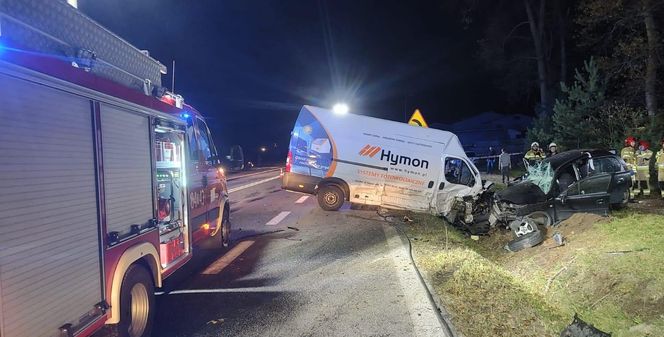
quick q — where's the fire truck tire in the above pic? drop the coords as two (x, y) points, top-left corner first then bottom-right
(221, 206), (231, 248)
(115, 264), (155, 337)
(317, 185), (344, 211)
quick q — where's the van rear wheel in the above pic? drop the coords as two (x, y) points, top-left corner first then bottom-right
(317, 185), (344, 211)
(116, 264), (155, 337)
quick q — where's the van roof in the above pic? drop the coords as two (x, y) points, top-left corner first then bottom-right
(303, 105), (467, 158)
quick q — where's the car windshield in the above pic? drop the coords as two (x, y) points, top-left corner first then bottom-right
(525, 161), (555, 194)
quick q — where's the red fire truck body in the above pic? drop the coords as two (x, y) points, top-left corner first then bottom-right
(0, 2), (229, 337)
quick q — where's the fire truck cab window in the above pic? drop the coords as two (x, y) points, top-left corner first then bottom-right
(444, 157), (475, 187)
(195, 118), (215, 165)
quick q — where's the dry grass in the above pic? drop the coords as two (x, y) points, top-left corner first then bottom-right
(404, 210), (664, 337)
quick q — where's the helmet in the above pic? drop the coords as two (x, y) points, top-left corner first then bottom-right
(625, 136), (636, 146)
(549, 142), (557, 149)
(531, 142), (539, 148)
(639, 140), (650, 150)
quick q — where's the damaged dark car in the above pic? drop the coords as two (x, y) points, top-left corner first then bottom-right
(489, 150), (632, 249)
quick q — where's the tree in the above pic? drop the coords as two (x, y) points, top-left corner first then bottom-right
(576, 0), (663, 119)
(450, 0), (576, 115)
(552, 58), (606, 149)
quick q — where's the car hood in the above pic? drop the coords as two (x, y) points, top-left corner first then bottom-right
(496, 181), (548, 205)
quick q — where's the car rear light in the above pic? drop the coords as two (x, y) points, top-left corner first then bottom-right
(285, 150), (292, 172)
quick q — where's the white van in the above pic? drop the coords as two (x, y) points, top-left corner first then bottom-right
(282, 105), (485, 215)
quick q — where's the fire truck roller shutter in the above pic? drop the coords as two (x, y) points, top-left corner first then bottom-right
(100, 105), (153, 237)
(0, 72), (103, 337)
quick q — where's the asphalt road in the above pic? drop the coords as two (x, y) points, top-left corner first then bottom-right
(108, 168), (448, 337)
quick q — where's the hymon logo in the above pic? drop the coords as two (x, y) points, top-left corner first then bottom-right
(358, 144), (429, 169)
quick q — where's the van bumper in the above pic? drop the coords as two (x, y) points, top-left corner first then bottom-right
(282, 172), (320, 194)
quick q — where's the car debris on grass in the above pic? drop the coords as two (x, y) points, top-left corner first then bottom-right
(398, 209), (664, 337)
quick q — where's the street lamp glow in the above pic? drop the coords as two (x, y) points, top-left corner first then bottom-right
(260, 146), (267, 152)
(332, 103), (349, 115)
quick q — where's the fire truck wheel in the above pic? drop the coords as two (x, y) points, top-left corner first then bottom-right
(221, 207), (231, 248)
(317, 185), (345, 211)
(116, 264), (155, 337)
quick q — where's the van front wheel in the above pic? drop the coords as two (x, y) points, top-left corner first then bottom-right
(317, 185), (344, 211)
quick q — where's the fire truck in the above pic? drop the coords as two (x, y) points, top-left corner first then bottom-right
(0, 1), (229, 337)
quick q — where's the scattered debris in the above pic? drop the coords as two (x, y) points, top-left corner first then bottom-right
(470, 235), (479, 241)
(403, 215), (413, 222)
(545, 256), (577, 293)
(560, 314), (611, 337)
(552, 232), (565, 246)
(287, 226), (300, 231)
(606, 247), (649, 255)
(207, 318), (225, 325)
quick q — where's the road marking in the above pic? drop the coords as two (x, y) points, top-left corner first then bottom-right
(295, 196), (309, 204)
(228, 168), (281, 181)
(266, 211), (291, 226)
(383, 225), (448, 336)
(228, 175), (280, 193)
(201, 240), (255, 275)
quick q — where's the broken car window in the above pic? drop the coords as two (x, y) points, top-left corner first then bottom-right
(525, 161), (555, 194)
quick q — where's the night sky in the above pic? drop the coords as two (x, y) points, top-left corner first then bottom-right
(81, 0), (507, 159)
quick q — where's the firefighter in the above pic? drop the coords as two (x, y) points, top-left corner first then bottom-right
(524, 142), (546, 165)
(657, 138), (664, 199)
(635, 140), (653, 196)
(547, 142), (559, 157)
(621, 136), (638, 198)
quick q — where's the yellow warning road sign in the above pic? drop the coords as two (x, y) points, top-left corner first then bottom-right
(408, 109), (428, 128)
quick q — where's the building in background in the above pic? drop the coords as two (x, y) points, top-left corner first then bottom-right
(431, 112), (532, 158)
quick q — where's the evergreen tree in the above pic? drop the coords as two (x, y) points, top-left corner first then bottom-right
(552, 58), (606, 149)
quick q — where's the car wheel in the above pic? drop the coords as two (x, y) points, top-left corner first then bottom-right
(509, 217), (538, 237)
(505, 229), (544, 252)
(526, 211), (552, 227)
(317, 185), (345, 211)
(115, 264), (155, 337)
(221, 206), (231, 248)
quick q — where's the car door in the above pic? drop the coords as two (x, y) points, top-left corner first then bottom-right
(194, 117), (226, 232)
(593, 156), (632, 204)
(554, 172), (612, 222)
(434, 156), (481, 214)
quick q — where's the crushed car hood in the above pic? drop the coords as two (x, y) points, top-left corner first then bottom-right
(496, 181), (548, 205)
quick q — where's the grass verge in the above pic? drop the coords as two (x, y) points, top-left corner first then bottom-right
(404, 210), (664, 337)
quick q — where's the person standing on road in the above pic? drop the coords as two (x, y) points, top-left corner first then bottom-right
(547, 143), (559, 157)
(499, 148), (511, 184)
(486, 146), (497, 173)
(636, 140), (653, 196)
(656, 138), (664, 199)
(621, 136), (638, 198)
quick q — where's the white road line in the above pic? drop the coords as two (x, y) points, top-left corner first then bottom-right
(383, 224), (448, 336)
(228, 168), (281, 181)
(265, 211), (291, 226)
(201, 240), (255, 275)
(228, 175), (280, 193)
(295, 196), (309, 204)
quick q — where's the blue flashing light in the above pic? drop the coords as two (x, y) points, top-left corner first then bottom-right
(180, 112), (191, 120)
(0, 41), (6, 56)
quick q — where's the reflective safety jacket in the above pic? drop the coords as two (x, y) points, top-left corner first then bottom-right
(635, 149), (653, 181)
(621, 146), (637, 169)
(657, 149), (664, 182)
(524, 149), (546, 162)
